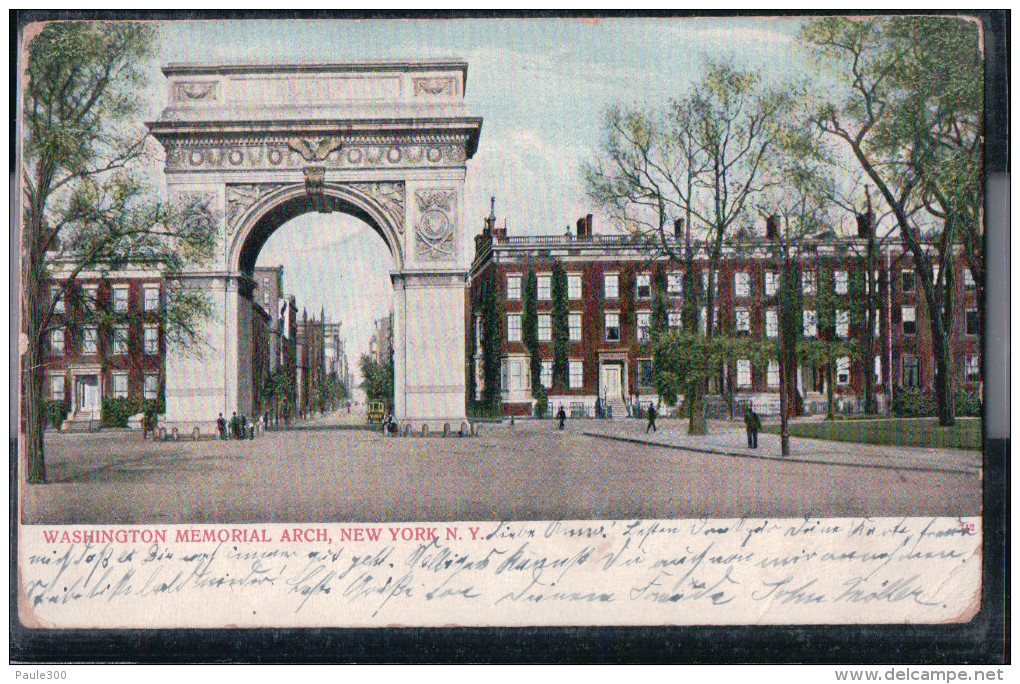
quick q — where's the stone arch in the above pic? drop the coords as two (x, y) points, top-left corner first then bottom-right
(228, 182), (405, 275)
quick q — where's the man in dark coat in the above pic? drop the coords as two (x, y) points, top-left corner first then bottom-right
(230, 411), (239, 439)
(217, 413), (226, 440)
(744, 407), (761, 449)
(646, 402), (657, 433)
(557, 405), (567, 430)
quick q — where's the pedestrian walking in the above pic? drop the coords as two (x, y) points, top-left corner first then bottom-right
(557, 405), (567, 430)
(595, 397), (602, 420)
(744, 407), (760, 449)
(645, 402), (657, 433)
(230, 411), (239, 439)
(217, 413), (226, 440)
(240, 414), (247, 440)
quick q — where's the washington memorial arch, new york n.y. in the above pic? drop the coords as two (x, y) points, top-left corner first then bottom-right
(148, 60), (483, 434)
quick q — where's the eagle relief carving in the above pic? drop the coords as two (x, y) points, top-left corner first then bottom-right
(350, 182), (406, 234)
(288, 137), (343, 163)
(413, 77), (457, 97)
(415, 189), (456, 261)
(172, 81), (218, 101)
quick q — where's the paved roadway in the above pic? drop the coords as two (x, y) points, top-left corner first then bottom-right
(22, 417), (981, 525)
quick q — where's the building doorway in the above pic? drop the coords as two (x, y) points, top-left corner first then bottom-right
(74, 375), (100, 419)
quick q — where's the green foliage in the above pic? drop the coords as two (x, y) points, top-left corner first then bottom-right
(522, 270), (542, 392)
(100, 396), (161, 428)
(479, 277), (503, 410)
(532, 384), (549, 419)
(551, 262), (569, 391)
(359, 354), (394, 412)
(44, 400), (69, 429)
(892, 387), (982, 419)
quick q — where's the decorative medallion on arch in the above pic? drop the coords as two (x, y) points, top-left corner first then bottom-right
(415, 189), (457, 261)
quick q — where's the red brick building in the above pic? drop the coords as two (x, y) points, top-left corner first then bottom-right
(468, 207), (981, 418)
(44, 264), (165, 429)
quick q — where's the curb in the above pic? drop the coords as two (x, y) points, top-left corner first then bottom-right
(582, 432), (978, 476)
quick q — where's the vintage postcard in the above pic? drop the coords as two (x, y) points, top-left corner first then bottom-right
(15, 14), (995, 638)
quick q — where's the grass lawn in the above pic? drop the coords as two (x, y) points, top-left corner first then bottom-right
(761, 417), (982, 450)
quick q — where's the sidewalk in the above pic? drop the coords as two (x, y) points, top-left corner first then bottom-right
(583, 421), (981, 475)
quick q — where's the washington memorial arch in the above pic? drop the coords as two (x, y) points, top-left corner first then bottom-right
(149, 60), (482, 433)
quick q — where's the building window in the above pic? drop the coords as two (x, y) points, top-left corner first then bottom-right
(836, 310), (849, 338)
(113, 286), (129, 313)
(734, 272), (750, 298)
(874, 355), (883, 385)
(736, 359), (751, 388)
(965, 309), (979, 336)
(50, 329), (64, 356)
(765, 271), (778, 297)
(83, 326), (98, 355)
(113, 325), (129, 356)
(699, 307), (719, 334)
(836, 357), (851, 385)
(605, 313), (620, 341)
(803, 310), (817, 338)
(902, 306), (917, 335)
(112, 372), (129, 399)
(766, 309), (778, 339)
(144, 325), (158, 355)
(568, 313), (582, 342)
(506, 314), (522, 342)
(964, 269), (976, 290)
(144, 375), (158, 401)
(636, 273), (651, 299)
(965, 355), (980, 382)
(567, 274), (582, 299)
(802, 270), (816, 295)
(767, 360), (779, 388)
(52, 286), (65, 314)
(83, 285), (98, 310)
(604, 273), (619, 299)
(902, 270), (915, 293)
(262, 292), (269, 305)
(902, 355), (921, 388)
(668, 311), (683, 329)
(874, 311), (881, 338)
(144, 285), (159, 312)
(638, 359), (654, 388)
(506, 275), (522, 300)
(509, 359), (525, 391)
(636, 312), (651, 341)
(667, 273), (683, 295)
(569, 360), (583, 389)
(538, 314), (551, 342)
(835, 270), (849, 295)
(50, 374), (65, 401)
(735, 308), (750, 333)
(540, 361), (552, 389)
(537, 275), (551, 301)
(701, 271), (719, 296)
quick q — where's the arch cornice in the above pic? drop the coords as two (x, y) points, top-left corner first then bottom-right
(227, 181), (405, 273)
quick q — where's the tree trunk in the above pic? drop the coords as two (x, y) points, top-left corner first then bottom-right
(930, 306), (956, 427)
(22, 221), (47, 484)
(825, 356), (835, 420)
(863, 235), (876, 414)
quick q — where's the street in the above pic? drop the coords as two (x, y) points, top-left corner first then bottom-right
(22, 415), (981, 525)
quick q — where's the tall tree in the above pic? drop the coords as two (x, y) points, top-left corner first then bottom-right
(522, 270), (541, 391)
(802, 16), (982, 426)
(21, 22), (217, 483)
(585, 57), (791, 434)
(478, 277), (503, 411)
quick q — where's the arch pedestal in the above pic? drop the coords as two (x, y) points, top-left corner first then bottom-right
(149, 61), (481, 433)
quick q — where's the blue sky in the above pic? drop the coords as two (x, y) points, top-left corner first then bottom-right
(146, 16), (812, 371)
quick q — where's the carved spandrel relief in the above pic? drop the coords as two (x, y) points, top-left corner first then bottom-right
(413, 77), (457, 97)
(415, 189), (457, 262)
(172, 81), (218, 102)
(349, 182), (406, 234)
(172, 191), (219, 261)
(225, 184), (280, 234)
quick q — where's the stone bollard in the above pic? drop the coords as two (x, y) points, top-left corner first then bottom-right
(157, 427), (166, 441)
(443, 423), (451, 437)
(171, 427), (179, 441)
(402, 422), (411, 437)
(192, 427), (201, 441)
(421, 424), (429, 437)
(459, 421), (470, 437)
